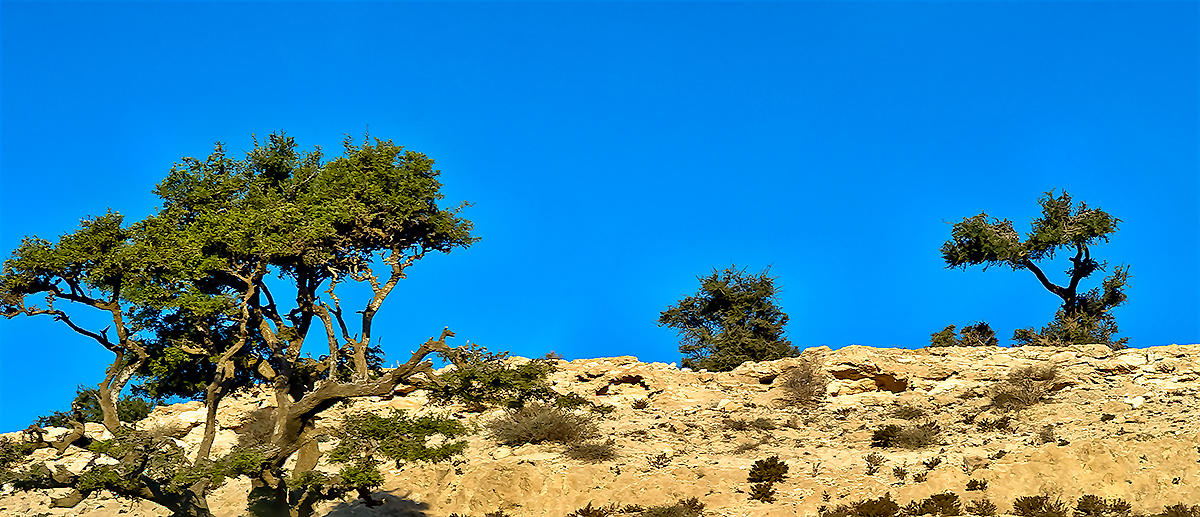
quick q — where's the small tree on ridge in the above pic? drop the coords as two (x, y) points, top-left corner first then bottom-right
(659, 265), (798, 372)
(940, 190), (1129, 348)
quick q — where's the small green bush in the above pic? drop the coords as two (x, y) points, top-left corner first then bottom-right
(929, 322), (998, 347)
(748, 482), (777, 503)
(747, 455), (788, 483)
(632, 398), (650, 409)
(0, 436), (36, 470)
(487, 402), (597, 446)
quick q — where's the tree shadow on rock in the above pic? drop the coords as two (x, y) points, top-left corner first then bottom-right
(324, 491), (431, 517)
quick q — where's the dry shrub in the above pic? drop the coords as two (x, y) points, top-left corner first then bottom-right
(966, 478), (988, 491)
(966, 499), (997, 516)
(1012, 495), (1070, 517)
(780, 357), (830, 406)
(748, 482), (777, 503)
(1076, 495), (1132, 517)
(820, 493), (901, 517)
(990, 365), (1058, 411)
(486, 402), (597, 445)
(1037, 424), (1057, 445)
(236, 407), (276, 446)
(865, 452), (886, 475)
(872, 422), (941, 449)
(904, 492), (961, 516)
(892, 404), (927, 420)
(564, 439), (618, 463)
(723, 417), (775, 432)
(976, 415), (1013, 432)
(747, 455), (789, 483)
(639, 498), (705, 517)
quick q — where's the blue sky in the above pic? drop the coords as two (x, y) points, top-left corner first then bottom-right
(1, 2), (1196, 431)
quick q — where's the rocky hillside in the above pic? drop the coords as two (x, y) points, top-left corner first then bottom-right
(3, 344), (1199, 516)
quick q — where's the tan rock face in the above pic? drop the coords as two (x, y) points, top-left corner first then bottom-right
(3, 344), (1200, 516)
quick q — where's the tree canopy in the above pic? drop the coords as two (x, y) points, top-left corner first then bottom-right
(0, 132), (490, 516)
(940, 190), (1129, 348)
(659, 265), (798, 372)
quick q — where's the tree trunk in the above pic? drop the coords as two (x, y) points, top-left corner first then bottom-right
(95, 384), (121, 433)
(195, 389), (224, 461)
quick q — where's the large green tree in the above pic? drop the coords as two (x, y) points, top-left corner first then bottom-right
(940, 190), (1129, 348)
(0, 132), (489, 516)
(659, 265), (798, 372)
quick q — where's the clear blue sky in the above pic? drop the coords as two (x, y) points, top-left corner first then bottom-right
(1, 2), (1196, 431)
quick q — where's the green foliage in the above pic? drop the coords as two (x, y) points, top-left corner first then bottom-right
(486, 402), (597, 446)
(2, 131), (479, 517)
(0, 436), (36, 471)
(929, 322), (998, 347)
(427, 349), (558, 410)
(747, 455), (788, 483)
(748, 482), (777, 503)
(965, 479), (988, 491)
(904, 492), (961, 516)
(36, 386), (155, 428)
(1013, 297), (1130, 349)
(336, 457), (384, 491)
(659, 265), (798, 372)
(940, 191), (1129, 348)
(329, 410), (468, 469)
(1, 462), (52, 490)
